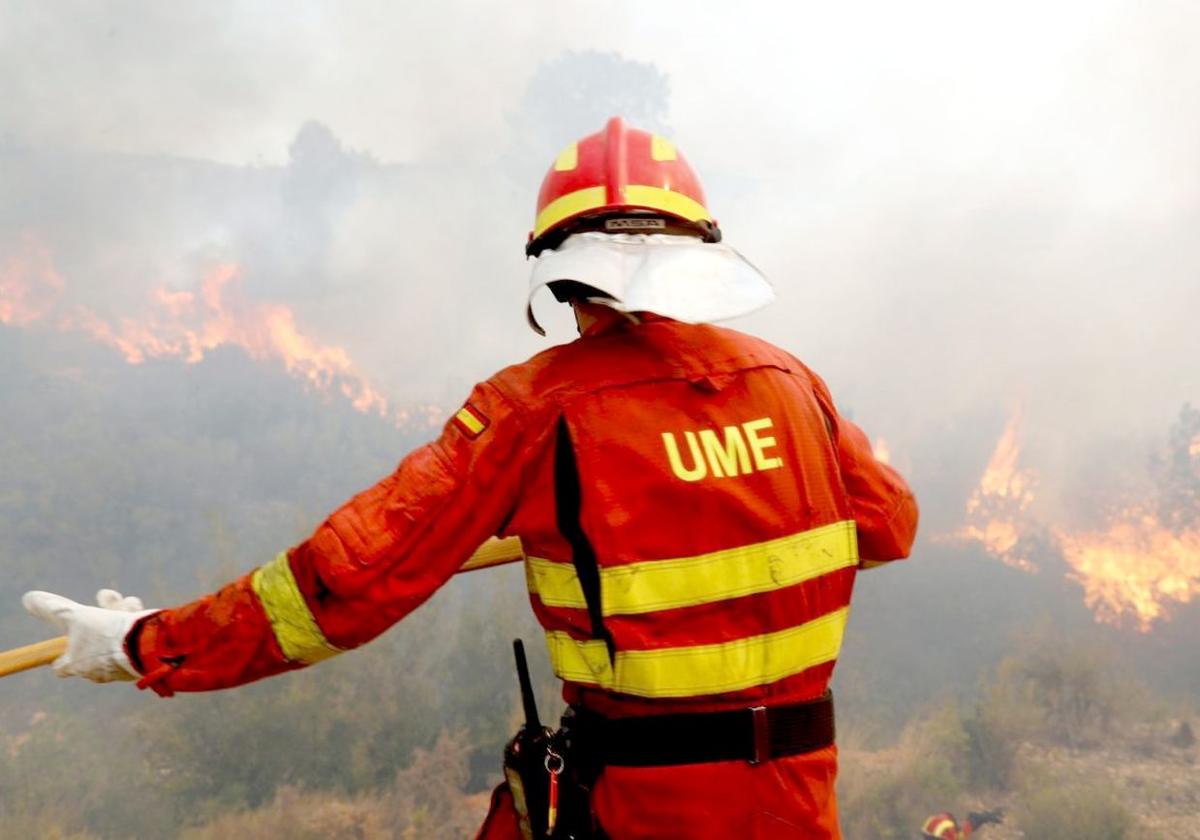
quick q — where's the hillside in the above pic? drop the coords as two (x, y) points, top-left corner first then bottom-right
(838, 640), (1199, 840)
(841, 725), (1200, 840)
(1, 322), (1198, 837)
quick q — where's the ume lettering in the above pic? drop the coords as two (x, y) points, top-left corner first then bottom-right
(662, 417), (784, 482)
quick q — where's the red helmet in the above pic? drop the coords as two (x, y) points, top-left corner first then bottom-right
(526, 117), (721, 257)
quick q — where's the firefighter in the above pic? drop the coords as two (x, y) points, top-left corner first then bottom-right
(23, 117), (917, 839)
(921, 809), (1005, 839)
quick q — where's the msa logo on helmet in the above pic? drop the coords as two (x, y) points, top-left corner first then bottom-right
(604, 218), (666, 232)
(661, 417), (784, 482)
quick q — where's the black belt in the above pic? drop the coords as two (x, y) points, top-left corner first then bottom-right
(567, 691), (834, 768)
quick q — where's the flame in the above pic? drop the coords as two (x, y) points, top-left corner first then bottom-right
(969, 412), (1035, 510)
(955, 407), (1200, 631)
(1058, 510), (1200, 631)
(1058, 428), (1200, 630)
(872, 437), (891, 464)
(0, 234), (64, 325)
(954, 411), (1039, 571)
(1, 236), (442, 430)
(61, 264), (392, 416)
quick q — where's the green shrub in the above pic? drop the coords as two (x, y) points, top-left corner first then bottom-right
(984, 631), (1128, 749)
(961, 673), (1042, 789)
(180, 730), (486, 840)
(1016, 778), (1136, 840)
(839, 704), (968, 840)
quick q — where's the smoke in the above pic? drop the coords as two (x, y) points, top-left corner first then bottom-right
(2, 1), (1199, 632)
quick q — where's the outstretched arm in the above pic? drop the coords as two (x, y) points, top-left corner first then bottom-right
(128, 380), (544, 695)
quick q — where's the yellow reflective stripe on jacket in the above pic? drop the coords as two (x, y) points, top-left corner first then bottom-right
(527, 520), (857, 616)
(544, 606), (849, 698)
(250, 552), (341, 664)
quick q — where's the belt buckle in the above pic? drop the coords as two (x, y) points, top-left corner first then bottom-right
(749, 705), (769, 765)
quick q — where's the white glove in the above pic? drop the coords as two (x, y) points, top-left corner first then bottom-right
(22, 589), (157, 682)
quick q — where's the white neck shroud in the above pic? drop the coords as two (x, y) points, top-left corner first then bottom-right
(526, 232), (775, 335)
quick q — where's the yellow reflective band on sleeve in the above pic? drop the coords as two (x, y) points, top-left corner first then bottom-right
(533, 186), (608, 239)
(251, 552), (342, 665)
(623, 185), (711, 222)
(527, 521), (857, 616)
(544, 607), (849, 698)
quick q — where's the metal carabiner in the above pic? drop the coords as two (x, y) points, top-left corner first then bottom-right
(545, 746), (564, 835)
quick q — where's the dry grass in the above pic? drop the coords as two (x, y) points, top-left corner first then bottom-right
(181, 730), (493, 840)
(839, 713), (1200, 840)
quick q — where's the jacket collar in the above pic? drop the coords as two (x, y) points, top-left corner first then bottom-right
(580, 308), (671, 338)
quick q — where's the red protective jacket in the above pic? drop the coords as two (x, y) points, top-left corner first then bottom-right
(130, 311), (917, 839)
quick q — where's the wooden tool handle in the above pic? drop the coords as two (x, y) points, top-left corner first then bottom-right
(0, 535), (524, 678)
(0, 636), (68, 677)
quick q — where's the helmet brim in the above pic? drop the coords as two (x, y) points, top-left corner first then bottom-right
(526, 233), (773, 335)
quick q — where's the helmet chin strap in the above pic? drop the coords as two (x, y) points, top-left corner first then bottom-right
(570, 300), (597, 335)
(571, 300), (641, 336)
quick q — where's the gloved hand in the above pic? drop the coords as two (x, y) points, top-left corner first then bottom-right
(967, 808), (1005, 828)
(22, 589), (157, 682)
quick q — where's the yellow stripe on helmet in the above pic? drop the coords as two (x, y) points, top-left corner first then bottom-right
(623, 185), (711, 222)
(527, 520), (857, 616)
(251, 552), (341, 664)
(553, 143), (579, 172)
(532, 186), (608, 239)
(544, 607), (848, 698)
(929, 818), (957, 838)
(532, 184), (713, 241)
(650, 135), (677, 162)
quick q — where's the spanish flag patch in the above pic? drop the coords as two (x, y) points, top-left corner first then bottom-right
(453, 403), (489, 439)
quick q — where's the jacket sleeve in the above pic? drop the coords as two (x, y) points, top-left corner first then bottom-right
(805, 369), (919, 566)
(129, 378), (544, 695)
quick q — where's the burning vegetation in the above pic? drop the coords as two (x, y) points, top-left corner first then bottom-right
(1058, 510), (1200, 629)
(0, 233), (442, 431)
(954, 410), (1040, 573)
(0, 234), (64, 326)
(956, 404), (1200, 631)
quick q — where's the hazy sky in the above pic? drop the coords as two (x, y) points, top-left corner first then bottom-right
(3, 0), (1198, 500)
